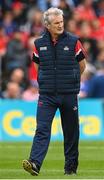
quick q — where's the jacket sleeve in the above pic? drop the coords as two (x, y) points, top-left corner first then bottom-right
(75, 40), (86, 62)
(32, 44), (39, 64)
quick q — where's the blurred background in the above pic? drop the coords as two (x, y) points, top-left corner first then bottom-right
(0, 0), (104, 179)
(0, 0), (104, 99)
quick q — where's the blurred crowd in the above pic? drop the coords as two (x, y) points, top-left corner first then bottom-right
(0, 0), (104, 100)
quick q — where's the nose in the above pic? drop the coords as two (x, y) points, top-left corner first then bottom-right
(59, 22), (63, 28)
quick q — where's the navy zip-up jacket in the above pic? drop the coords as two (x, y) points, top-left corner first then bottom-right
(34, 30), (80, 94)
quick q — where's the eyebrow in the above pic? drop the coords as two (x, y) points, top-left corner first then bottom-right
(54, 20), (63, 24)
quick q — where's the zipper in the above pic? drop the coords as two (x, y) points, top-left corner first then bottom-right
(53, 44), (57, 94)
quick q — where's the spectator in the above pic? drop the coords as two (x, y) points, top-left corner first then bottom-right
(94, 40), (104, 64)
(1, 68), (29, 92)
(28, 34), (39, 82)
(72, 0), (80, 6)
(65, 18), (78, 34)
(12, 1), (26, 27)
(78, 21), (92, 38)
(80, 38), (97, 63)
(22, 80), (39, 101)
(1, 11), (17, 36)
(9, 68), (25, 84)
(2, 81), (21, 99)
(75, 0), (96, 22)
(95, 49), (104, 67)
(37, 0), (52, 11)
(51, 0), (74, 7)
(0, 0), (14, 11)
(58, 0), (73, 21)
(27, 8), (44, 35)
(3, 30), (31, 73)
(0, 26), (9, 57)
(96, 39), (104, 52)
(9, 68), (29, 90)
(79, 21), (98, 63)
(91, 19), (104, 40)
(0, 5), (3, 22)
(87, 62), (104, 98)
(94, 0), (104, 18)
(79, 63), (96, 98)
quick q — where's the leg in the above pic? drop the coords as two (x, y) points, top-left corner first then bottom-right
(59, 94), (79, 173)
(29, 94), (57, 169)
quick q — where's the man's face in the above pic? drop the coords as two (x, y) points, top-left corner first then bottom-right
(47, 15), (64, 36)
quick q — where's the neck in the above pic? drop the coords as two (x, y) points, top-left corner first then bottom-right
(51, 34), (58, 41)
(47, 30), (58, 41)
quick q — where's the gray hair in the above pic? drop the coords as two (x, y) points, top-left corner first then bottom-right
(43, 7), (64, 26)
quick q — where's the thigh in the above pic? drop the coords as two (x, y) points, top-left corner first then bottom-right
(36, 94), (57, 127)
(59, 94), (79, 136)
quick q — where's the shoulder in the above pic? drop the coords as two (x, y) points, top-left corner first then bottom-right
(34, 31), (49, 46)
(34, 36), (43, 45)
(66, 32), (79, 41)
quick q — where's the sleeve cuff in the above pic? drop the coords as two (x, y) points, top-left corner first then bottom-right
(76, 51), (85, 62)
(32, 53), (39, 64)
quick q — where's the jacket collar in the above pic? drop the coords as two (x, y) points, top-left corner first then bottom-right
(43, 29), (67, 41)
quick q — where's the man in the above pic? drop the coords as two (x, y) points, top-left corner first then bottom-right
(22, 7), (86, 176)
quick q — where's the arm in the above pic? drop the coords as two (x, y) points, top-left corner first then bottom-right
(79, 58), (86, 75)
(32, 44), (39, 73)
(75, 40), (86, 75)
(34, 62), (39, 73)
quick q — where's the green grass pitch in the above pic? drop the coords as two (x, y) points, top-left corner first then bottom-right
(0, 141), (104, 179)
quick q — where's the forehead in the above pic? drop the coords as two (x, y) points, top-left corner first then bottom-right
(50, 14), (63, 23)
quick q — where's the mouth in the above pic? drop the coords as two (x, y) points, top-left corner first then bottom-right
(58, 28), (63, 31)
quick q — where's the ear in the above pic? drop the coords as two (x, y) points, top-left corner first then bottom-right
(46, 24), (50, 30)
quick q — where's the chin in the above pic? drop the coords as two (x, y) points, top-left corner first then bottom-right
(58, 30), (63, 34)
